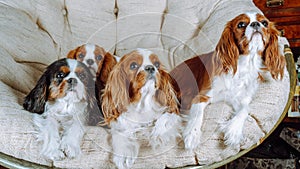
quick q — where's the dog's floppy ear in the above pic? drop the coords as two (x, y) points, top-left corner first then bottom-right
(95, 52), (117, 106)
(23, 59), (67, 114)
(101, 65), (129, 125)
(263, 22), (286, 80)
(23, 72), (49, 114)
(215, 23), (240, 74)
(155, 69), (180, 115)
(97, 52), (117, 85)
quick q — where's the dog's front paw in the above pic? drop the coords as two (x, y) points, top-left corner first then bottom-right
(150, 113), (181, 149)
(149, 134), (165, 149)
(220, 119), (244, 147)
(112, 141), (139, 169)
(60, 140), (81, 159)
(113, 155), (135, 169)
(44, 149), (65, 161)
(183, 126), (202, 150)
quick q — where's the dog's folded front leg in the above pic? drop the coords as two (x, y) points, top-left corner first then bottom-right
(111, 127), (139, 169)
(150, 112), (182, 149)
(220, 107), (249, 147)
(183, 101), (209, 150)
(60, 118), (85, 159)
(34, 115), (65, 161)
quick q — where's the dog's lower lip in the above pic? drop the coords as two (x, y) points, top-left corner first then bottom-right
(250, 31), (263, 41)
(147, 75), (155, 80)
(253, 31), (262, 35)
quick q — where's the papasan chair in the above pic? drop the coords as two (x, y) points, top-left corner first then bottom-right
(0, 0), (296, 168)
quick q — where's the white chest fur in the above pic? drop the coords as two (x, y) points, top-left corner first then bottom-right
(33, 99), (88, 160)
(211, 53), (264, 108)
(112, 80), (166, 133)
(44, 99), (88, 125)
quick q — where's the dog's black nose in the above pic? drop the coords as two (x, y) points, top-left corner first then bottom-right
(67, 78), (77, 85)
(144, 65), (155, 74)
(87, 59), (94, 65)
(250, 21), (260, 29)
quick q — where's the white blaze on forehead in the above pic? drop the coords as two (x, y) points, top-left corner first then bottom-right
(137, 48), (153, 66)
(246, 12), (258, 23)
(66, 59), (78, 78)
(245, 12), (256, 41)
(85, 44), (96, 60)
(65, 59), (86, 101)
(244, 12), (265, 52)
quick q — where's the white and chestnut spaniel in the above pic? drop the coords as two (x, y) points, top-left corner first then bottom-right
(23, 58), (98, 161)
(67, 43), (118, 125)
(67, 43), (118, 80)
(102, 48), (181, 169)
(171, 12), (286, 150)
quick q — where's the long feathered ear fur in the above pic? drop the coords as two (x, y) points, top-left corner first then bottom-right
(215, 23), (240, 74)
(263, 23), (286, 80)
(97, 52), (117, 84)
(95, 52), (117, 102)
(155, 69), (180, 115)
(101, 66), (129, 124)
(23, 71), (49, 114)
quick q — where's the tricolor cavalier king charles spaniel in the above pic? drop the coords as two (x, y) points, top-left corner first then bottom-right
(23, 58), (97, 160)
(171, 12), (285, 150)
(67, 43), (118, 125)
(101, 48), (181, 169)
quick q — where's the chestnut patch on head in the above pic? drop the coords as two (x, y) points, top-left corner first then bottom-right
(256, 13), (269, 27)
(59, 66), (70, 74)
(122, 51), (144, 79)
(149, 54), (161, 69)
(231, 14), (250, 55)
(75, 46), (87, 62)
(92, 45), (107, 76)
(94, 45), (106, 64)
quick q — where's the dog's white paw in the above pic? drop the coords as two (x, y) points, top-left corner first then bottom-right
(220, 119), (244, 147)
(183, 126), (202, 150)
(44, 149), (65, 161)
(113, 155), (136, 169)
(150, 113), (181, 149)
(60, 141), (81, 159)
(149, 134), (164, 149)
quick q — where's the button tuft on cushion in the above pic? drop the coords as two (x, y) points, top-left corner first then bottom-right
(62, 8), (67, 16)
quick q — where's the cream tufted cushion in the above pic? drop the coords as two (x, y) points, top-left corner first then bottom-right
(0, 0), (291, 168)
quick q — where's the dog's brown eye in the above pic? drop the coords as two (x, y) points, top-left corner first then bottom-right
(237, 22), (247, 28)
(130, 62), (139, 70)
(96, 55), (102, 60)
(154, 61), (160, 68)
(261, 20), (268, 27)
(78, 53), (85, 58)
(56, 72), (65, 79)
